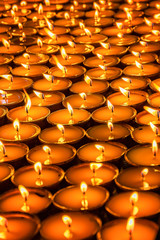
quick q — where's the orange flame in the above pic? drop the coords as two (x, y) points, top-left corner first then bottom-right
(0, 74), (13, 82)
(0, 90), (7, 99)
(33, 90), (45, 99)
(21, 63), (30, 70)
(116, 22), (124, 30)
(20, 1), (27, 6)
(156, 3), (160, 10)
(57, 124), (65, 135)
(23, 53), (30, 59)
(90, 163), (102, 172)
(79, 92), (87, 100)
(94, 9), (100, 20)
(44, 0), (50, 6)
(132, 51), (141, 58)
(52, 56), (67, 74)
(67, 41), (76, 48)
(122, 77), (132, 84)
(117, 32), (124, 38)
(144, 17), (154, 28)
(135, 61), (143, 70)
(24, 89), (31, 114)
(64, 12), (70, 20)
(96, 53), (105, 60)
(44, 28), (57, 40)
(126, 217), (135, 236)
(0, 141), (6, 156)
(119, 87), (130, 98)
(84, 75), (92, 86)
(99, 65), (107, 71)
(44, 17), (54, 31)
(140, 41), (148, 47)
(60, 46), (68, 60)
(37, 38), (43, 48)
(152, 82), (160, 92)
(34, 162), (42, 175)
(93, 2), (100, 10)
(70, 5), (75, 12)
(144, 106), (160, 119)
(152, 30), (160, 36)
(43, 74), (54, 83)
(62, 215), (72, 227)
(43, 145), (51, 155)
(152, 139), (158, 157)
(0, 216), (8, 230)
(100, 42), (111, 49)
(67, 102), (73, 116)
(18, 23), (23, 30)
(2, 39), (10, 49)
(79, 22), (85, 29)
(38, 3), (43, 14)
(130, 192), (138, 206)
(13, 118), (20, 132)
(80, 181), (87, 194)
(141, 168), (149, 179)
(18, 185), (29, 201)
(107, 100), (114, 112)
(108, 120), (113, 132)
(95, 144), (105, 153)
(84, 28), (92, 38)
(150, 122), (159, 135)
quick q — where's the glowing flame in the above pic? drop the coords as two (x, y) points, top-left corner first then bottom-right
(43, 145), (51, 155)
(96, 53), (104, 60)
(0, 141), (6, 156)
(67, 102), (73, 116)
(67, 41), (76, 48)
(70, 5), (75, 12)
(34, 162), (42, 175)
(84, 28), (92, 38)
(100, 42), (111, 49)
(57, 124), (65, 135)
(62, 215), (72, 227)
(80, 181), (87, 194)
(0, 216), (8, 230)
(43, 74), (54, 83)
(44, 0), (50, 6)
(141, 168), (149, 179)
(44, 17), (54, 31)
(152, 139), (158, 157)
(150, 122), (159, 135)
(140, 41), (148, 47)
(126, 217), (135, 235)
(20, 1), (27, 6)
(79, 92), (87, 100)
(73, 1), (78, 7)
(23, 53), (30, 59)
(154, 13), (160, 20)
(135, 61), (143, 70)
(13, 118), (20, 132)
(107, 100), (114, 112)
(32, 16), (38, 22)
(52, 56), (67, 74)
(21, 63), (30, 70)
(2, 39), (10, 49)
(93, 2), (100, 10)
(152, 30), (160, 36)
(60, 46), (68, 60)
(122, 77), (132, 84)
(144, 106), (160, 119)
(0, 90), (7, 99)
(144, 17), (154, 28)
(117, 32), (124, 38)
(94, 9), (100, 21)
(38, 3), (43, 14)
(125, 10), (132, 21)
(90, 163), (102, 172)
(18, 185), (29, 201)
(0, 74), (13, 82)
(37, 38), (43, 48)
(127, 0), (133, 4)
(153, 82), (160, 92)
(108, 120), (113, 132)
(33, 90), (45, 99)
(79, 22), (85, 29)
(116, 22), (124, 30)
(64, 12), (70, 20)
(99, 65), (107, 71)
(84, 75), (92, 86)
(11, 10), (15, 18)
(156, 3), (160, 10)
(18, 23), (23, 30)
(130, 192), (138, 206)
(119, 87), (130, 98)
(132, 51), (141, 58)
(44, 28), (57, 40)
(24, 89), (31, 114)
(95, 144), (105, 152)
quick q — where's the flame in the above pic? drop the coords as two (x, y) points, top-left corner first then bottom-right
(64, 12), (70, 20)
(21, 63), (30, 70)
(79, 92), (87, 100)
(52, 56), (67, 74)
(11, 10), (15, 18)
(154, 13), (160, 20)
(132, 51), (141, 58)
(2, 39), (10, 49)
(117, 32), (124, 38)
(73, 1), (78, 7)
(43, 145), (51, 155)
(60, 46), (68, 60)
(44, 0), (50, 6)
(33, 90), (45, 99)
(130, 192), (138, 205)
(149, 122), (159, 135)
(13, 118), (20, 132)
(99, 65), (107, 71)
(144, 17), (154, 28)
(23, 53), (30, 59)
(18, 23), (23, 30)
(127, 0), (133, 4)
(67, 102), (73, 116)
(122, 77), (132, 84)
(43, 74), (54, 83)
(95, 144), (105, 152)
(156, 3), (160, 10)
(0, 90), (7, 99)
(100, 42), (111, 49)
(93, 2), (100, 10)
(144, 106), (160, 119)
(67, 41), (76, 48)
(44, 28), (57, 40)
(20, 1), (27, 6)
(84, 75), (92, 86)
(90, 163), (102, 172)
(70, 5), (75, 12)
(94, 9), (100, 20)
(38, 3), (43, 14)
(0, 216), (8, 230)
(79, 22), (85, 29)
(152, 30), (160, 36)
(116, 22), (124, 30)
(80, 181), (87, 194)
(32, 16), (38, 22)
(24, 89), (31, 114)
(12, 4), (18, 11)
(44, 17), (54, 31)
(96, 53), (104, 60)
(125, 10), (132, 21)
(140, 41), (148, 47)
(152, 139), (158, 157)
(84, 28), (92, 38)
(0, 74), (13, 82)
(62, 215), (72, 227)
(18, 185), (29, 200)
(152, 82), (160, 92)
(119, 87), (130, 98)
(37, 38), (43, 48)
(126, 217), (135, 235)
(141, 168), (149, 179)
(34, 162), (42, 175)
(0, 141), (6, 156)
(108, 120), (113, 132)
(57, 124), (65, 135)
(135, 61), (143, 70)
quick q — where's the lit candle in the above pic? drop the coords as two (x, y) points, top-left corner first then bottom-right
(0, 38), (25, 55)
(64, 40), (94, 55)
(0, 75), (33, 91)
(136, 106), (160, 125)
(93, 42), (129, 56)
(84, 54), (120, 68)
(13, 52), (49, 65)
(121, 52), (157, 65)
(0, 90), (24, 109)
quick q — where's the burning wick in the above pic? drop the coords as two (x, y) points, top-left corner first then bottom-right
(84, 75), (92, 87)
(152, 139), (158, 158)
(119, 87), (130, 99)
(107, 100), (114, 114)
(130, 192), (138, 207)
(126, 216), (135, 240)
(57, 124), (65, 143)
(13, 118), (21, 140)
(0, 141), (7, 158)
(90, 163), (102, 185)
(24, 89), (32, 121)
(18, 185), (30, 212)
(122, 77), (132, 85)
(80, 181), (88, 210)
(0, 216), (9, 233)
(43, 145), (52, 165)
(34, 162), (43, 186)
(95, 144), (105, 161)
(149, 122), (159, 136)
(67, 102), (74, 124)
(141, 168), (149, 181)
(62, 215), (73, 239)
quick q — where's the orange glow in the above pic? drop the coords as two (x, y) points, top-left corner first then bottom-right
(107, 100), (114, 112)
(44, 17), (54, 30)
(95, 144), (105, 153)
(0, 90), (7, 99)
(144, 17), (154, 28)
(38, 3), (43, 14)
(24, 89), (31, 114)
(126, 217), (135, 235)
(13, 118), (20, 132)
(152, 82), (160, 92)
(18, 185), (29, 201)
(34, 162), (42, 175)
(2, 39), (10, 49)
(150, 122), (159, 135)
(67, 102), (73, 117)
(84, 28), (92, 38)
(18, 23), (23, 30)
(52, 56), (67, 74)
(20, 1), (27, 6)
(116, 22), (124, 30)
(117, 32), (124, 38)
(73, 0), (78, 6)
(11, 10), (16, 18)
(141, 168), (149, 179)
(84, 75), (92, 86)
(64, 12), (70, 20)
(80, 181), (87, 194)
(152, 30), (160, 36)
(144, 106), (160, 119)
(44, 28), (57, 40)
(0, 141), (6, 156)
(152, 139), (158, 157)
(60, 46), (68, 60)
(100, 42), (111, 49)
(127, 0), (133, 4)
(79, 22), (85, 29)
(43, 74), (54, 83)
(122, 77), (132, 84)
(125, 9), (132, 21)
(93, 2), (100, 10)
(23, 53), (30, 59)
(21, 63), (30, 70)
(135, 60), (143, 70)
(43, 145), (51, 155)
(37, 38), (43, 48)
(132, 51), (141, 58)
(44, 0), (50, 6)
(96, 53), (105, 60)
(79, 92), (87, 100)
(99, 65), (107, 71)
(156, 3), (160, 10)
(130, 192), (138, 206)
(67, 41), (76, 48)
(0, 216), (8, 230)
(108, 120), (113, 132)
(94, 9), (100, 20)
(70, 5), (75, 12)
(12, 4), (18, 11)
(33, 90), (45, 99)
(57, 124), (65, 135)
(32, 16), (38, 22)
(90, 163), (102, 172)
(119, 87), (130, 98)
(0, 74), (13, 82)
(62, 215), (72, 227)
(140, 41), (148, 47)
